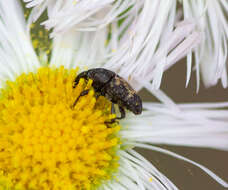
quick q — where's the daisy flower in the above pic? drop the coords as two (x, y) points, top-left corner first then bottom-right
(0, 1), (227, 190)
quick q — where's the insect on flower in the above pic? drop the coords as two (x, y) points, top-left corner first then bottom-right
(73, 68), (142, 122)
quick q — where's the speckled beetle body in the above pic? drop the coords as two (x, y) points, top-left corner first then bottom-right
(73, 68), (142, 121)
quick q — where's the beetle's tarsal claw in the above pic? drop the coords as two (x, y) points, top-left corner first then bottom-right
(105, 118), (119, 126)
(72, 81), (77, 88)
(95, 93), (100, 99)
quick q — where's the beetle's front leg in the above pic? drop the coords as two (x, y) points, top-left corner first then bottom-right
(73, 71), (89, 88)
(72, 89), (89, 108)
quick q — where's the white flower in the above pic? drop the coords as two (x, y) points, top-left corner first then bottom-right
(0, 1), (227, 189)
(179, 0), (228, 89)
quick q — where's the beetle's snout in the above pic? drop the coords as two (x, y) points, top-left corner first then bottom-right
(132, 102), (142, 115)
(128, 94), (142, 115)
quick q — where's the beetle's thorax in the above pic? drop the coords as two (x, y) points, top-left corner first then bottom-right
(87, 68), (115, 90)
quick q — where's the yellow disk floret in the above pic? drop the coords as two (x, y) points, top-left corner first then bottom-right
(0, 66), (120, 190)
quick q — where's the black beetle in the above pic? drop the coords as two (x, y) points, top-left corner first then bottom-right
(72, 68), (142, 122)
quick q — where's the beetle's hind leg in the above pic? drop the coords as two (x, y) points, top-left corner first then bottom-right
(72, 89), (89, 108)
(110, 103), (126, 118)
(105, 103), (116, 124)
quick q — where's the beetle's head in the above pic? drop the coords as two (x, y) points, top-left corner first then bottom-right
(73, 71), (89, 88)
(126, 94), (142, 115)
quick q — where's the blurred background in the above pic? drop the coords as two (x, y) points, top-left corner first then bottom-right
(138, 59), (228, 190)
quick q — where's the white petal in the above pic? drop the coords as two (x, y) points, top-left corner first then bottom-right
(181, 0), (228, 88)
(121, 102), (228, 151)
(50, 30), (78, 68)
(42, 0), (136, 34)
(103, 3), (201, 90)
(51, 28), (113, 71)
(0, 0), (40, 85)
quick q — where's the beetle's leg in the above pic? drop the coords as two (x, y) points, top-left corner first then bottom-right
(72, 89), (89, 108)
(95, 93), (101, 99)
(105, 105), (125, 125)
(104, 104), (117, 125)
(116, 106), (125, 119)
(111, 103), (115, 114)
(105, 119), (116, 125)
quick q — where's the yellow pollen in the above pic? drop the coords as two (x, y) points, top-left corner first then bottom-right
(0, 66), (120, 190)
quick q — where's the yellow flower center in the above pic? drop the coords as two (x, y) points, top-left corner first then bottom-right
(0, 66), (120, 190)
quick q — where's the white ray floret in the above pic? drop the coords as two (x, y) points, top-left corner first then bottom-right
(45, 0), (138, 33)
(0, 0), (40, 86)
(180, 0), (228, 88)
(24, 0), (51, 24)
(122, 102), (228, 151)
(24, 0), (137, 33)
(50, 28), (111, 70)
(102, 1), (201, 90)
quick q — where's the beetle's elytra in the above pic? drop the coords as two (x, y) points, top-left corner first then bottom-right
(73, 68), (142, 122)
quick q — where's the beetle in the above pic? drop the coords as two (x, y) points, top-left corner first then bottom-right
(72, 68), (142, 122)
